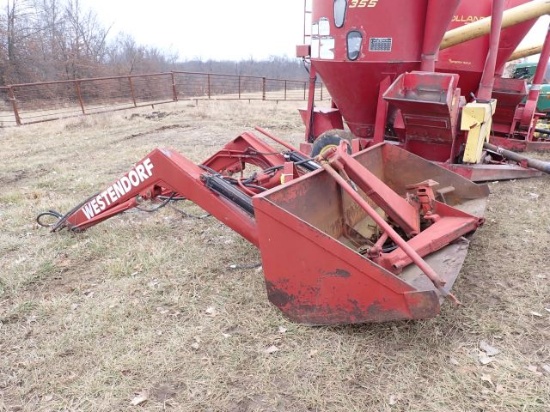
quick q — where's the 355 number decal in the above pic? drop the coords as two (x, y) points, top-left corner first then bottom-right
(349, 0), (378, 8)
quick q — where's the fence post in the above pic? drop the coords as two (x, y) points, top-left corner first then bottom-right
(238, 76), (241, 100)
(128, 77), (137, 107)
(8, 86), (21, 126)
(74, 81), (86, 114)
(284, 80), (287, 100)
(303, 81), (307, 101)
(262, 77), (266, 101)
(207, 74), (211, 99)
(171, 72), (178, 101)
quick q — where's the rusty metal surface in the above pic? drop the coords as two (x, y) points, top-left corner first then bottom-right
(254, 193), (438, 324)
(383, 71), (460, 162)
(400, 238), (471, 303)
(253, 143), (489, 324)
(1, 71), (327, 127)
(441, 162), (543, 181)
(489, 135), (550, 153)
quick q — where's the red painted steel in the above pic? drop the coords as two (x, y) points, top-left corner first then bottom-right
(51, 133), (290, 242)
(308, 0), (449, 138)
(300, 0), (547, 179)
(321, 145), (422, 237)
(253, 143), (488, 324)
(299, 107), (345, 140)
(440, 161), (542, 180)
(421, 0), (462, 71)
(52, 147), (262, 245)
(492, 77), (529, 136)
(477, 0), (505, 102)
(519, 24), (550, 134)
(490, 23), (550, 148)
(316, 146), (468, 304)
(383, 71), (461, 162)
(48, 130), (490, 324)
(437, 0), (534, 99)
(201, 132), (287, 177)
(305, 0), (528, 138)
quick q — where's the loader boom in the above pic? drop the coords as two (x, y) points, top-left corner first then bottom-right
(51, 132), (294, 245)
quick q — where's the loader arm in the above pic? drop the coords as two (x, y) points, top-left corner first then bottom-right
(52, 148), (260, 244)
(49, 132), (296, 246)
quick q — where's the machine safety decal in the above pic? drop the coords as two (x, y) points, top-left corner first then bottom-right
(312, 22), (319, 36)
(318, 18), (330, 36)
(349, 0), (379, 8)
(81, 158), (155, 219)
(311, 38), (320, 59)
(369, 37), (392, 52)
(320, 37), (335, 60)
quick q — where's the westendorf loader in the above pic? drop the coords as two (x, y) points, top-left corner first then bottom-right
(40, 0), (550, 325)
(41, 131), (488, 325)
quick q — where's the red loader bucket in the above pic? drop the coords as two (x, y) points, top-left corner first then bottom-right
(253, 143), (489, 325)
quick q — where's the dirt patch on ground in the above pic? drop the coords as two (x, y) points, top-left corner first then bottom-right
(0, 167), (49, 186)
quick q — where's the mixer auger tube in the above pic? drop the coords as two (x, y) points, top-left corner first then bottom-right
(440, 0), (550, 50)
(477, 0), (506, 101)
(508, 43), (544, 61)
(484, 142), (550, 173)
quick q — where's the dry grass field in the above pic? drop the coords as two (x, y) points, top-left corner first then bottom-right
(0, 100), (549, 411)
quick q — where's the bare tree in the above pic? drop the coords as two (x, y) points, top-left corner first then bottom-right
(62, 0), (109, 79)
(0, 0), (303, 87)
(2, 0), (36, 83)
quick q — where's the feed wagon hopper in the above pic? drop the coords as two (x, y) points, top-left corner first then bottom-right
(297, 0), (550, 180)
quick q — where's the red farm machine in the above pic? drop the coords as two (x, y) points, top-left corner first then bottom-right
(40, 0), (550, 325)
(298, 0), (550, 181)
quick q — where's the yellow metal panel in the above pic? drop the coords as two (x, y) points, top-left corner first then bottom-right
(460, 100), (496, 164)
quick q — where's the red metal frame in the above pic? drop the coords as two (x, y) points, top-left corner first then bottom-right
(253, 142), (488, 324)
(318, 144), (482, 292)
(298, 0), (550, 181)
(48, 130), (490, 324)
(491, 23), (550, 150)
(51, 132), (291, 244)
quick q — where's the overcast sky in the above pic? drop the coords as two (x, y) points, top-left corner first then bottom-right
(80, 0), (306, 61)
(21, 0), (546, 62)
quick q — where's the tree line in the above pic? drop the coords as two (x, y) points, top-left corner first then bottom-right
(0, 0), (307, 86)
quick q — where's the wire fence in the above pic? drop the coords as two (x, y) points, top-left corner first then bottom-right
(0, 71), (328, 127)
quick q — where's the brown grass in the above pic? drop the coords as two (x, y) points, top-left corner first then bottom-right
(0, 101), (549, 411)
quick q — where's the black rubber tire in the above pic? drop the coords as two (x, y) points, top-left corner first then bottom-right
(311, 129), (353, 157)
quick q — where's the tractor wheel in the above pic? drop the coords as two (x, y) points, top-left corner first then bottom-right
(311, 129), (353, 157)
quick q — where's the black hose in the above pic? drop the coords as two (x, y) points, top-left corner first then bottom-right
(48, 191), (100, 232)
(36, 210), (64, 227)
(135, 192), (176, 212)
